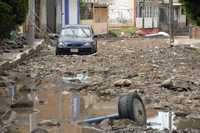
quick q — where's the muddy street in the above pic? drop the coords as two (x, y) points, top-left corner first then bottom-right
(1, 38), (200, 132)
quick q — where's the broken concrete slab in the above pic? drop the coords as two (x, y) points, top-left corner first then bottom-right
(0, 39), (45, 74)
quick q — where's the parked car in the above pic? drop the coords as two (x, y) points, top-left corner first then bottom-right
(56, 25), (97, 55)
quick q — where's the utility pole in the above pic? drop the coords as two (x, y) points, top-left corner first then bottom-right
(142, 0), (145, 28)
(27, 0), (35, 44)
(169, 0), (174, 44)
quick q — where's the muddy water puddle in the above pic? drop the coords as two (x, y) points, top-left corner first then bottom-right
(15, 78), (117, 133)
(147, 109), (200, 130)
(14, 76), (200, 132)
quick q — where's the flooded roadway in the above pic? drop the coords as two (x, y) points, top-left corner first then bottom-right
(15, 76), (117, 133)
(13, 74), (200, 133)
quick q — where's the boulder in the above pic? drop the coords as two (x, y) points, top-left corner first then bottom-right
(38, 120), (61, 127)
(161, 78), (174, 89)
(11, 94), (33, 108)
(99, 119), (112, 130)
(114, 79), (132, 87)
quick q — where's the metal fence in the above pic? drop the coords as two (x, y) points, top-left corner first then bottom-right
(109, 9), (134, 25)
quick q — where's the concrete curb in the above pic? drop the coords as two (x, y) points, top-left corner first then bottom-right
(0, 39), (45, 73)
(172, 39), (200, 49)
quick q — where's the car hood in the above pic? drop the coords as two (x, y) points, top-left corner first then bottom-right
(59, 37), (93, 44)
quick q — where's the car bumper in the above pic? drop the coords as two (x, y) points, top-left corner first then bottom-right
(56, 47), (94, 55)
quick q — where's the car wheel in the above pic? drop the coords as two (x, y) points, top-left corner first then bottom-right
(93, 44), (97, 53)
(128, 93), (147, 125)
(118, 93), (147, 126)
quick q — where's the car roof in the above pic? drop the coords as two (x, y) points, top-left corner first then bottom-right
(62, 24), (92, 29)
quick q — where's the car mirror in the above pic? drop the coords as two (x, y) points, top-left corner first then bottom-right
(48, 33), (59, 39)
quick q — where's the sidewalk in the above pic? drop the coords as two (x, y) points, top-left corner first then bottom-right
(173, 36), (200, 49)
(0, 39), (45, 73)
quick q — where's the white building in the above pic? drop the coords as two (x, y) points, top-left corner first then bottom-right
(135, 0), (187, 33)
(46, 0), (80, 33)
(109, 0), (135, 26)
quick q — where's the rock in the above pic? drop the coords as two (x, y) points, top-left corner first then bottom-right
(3, 49), (11, 53)
(99, 119), (112, 130)
(174, 112), (189, 117)
(186, 113), (200, 119)
(1, 110), (16, 124)
(38, 120), (61, 127)
(82, 126), (102, 133)
(0, 88), (6, 96)
(11, 94), (34, 108)
(161, 78), (174, 89)
(0, 97), (10, 114)
(3, 125), (19, 133)
(19, 84), (37, 93)
(161, 77), (199, 92)
(114, 79), (132, 87)
(169, 96), (184, 104)
(31, 128), (48, 133)
(0, 81), (7, 87)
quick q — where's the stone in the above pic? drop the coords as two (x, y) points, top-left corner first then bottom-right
(0, 81), (7, 87)
(1, 110), (16, 124)
(161, 78), (174, 89)
(0, 88), (6, 96)
(99, 119), (112, 129)
(114, 79), (132, 87)
(38, 120), (61, 127)
(3, 49), (11, 53)
(82, 126), (102, 133)
(11, 94), (33, 108)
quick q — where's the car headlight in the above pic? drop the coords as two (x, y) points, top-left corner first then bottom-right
(84, 42), (91, 46)
(58, 42), (65, 48)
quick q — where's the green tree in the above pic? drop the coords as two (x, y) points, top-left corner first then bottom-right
(181, 0), (200, 26)
(0, 0), (28, 39)
(80, 0), (87, 19)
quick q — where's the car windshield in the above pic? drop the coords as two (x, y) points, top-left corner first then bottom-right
(61, 27), (92, 38)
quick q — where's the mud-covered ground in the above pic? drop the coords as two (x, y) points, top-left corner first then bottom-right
(1, 37), (200, 132)
(18, 38), (200, 113)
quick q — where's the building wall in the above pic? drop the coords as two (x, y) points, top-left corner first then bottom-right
(109, 0), (135, 26)
(62, 0), (80, 26)
(47, 0), (56, 32)
(46, 0), (80, 33)
(136, 0), (160, 28)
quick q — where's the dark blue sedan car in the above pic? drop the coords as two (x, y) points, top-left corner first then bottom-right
(56, 25), (97, 55)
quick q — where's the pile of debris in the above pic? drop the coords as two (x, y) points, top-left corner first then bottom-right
(0, 36), (27, 54)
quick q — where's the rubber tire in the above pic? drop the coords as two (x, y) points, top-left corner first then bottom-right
(31, 128), (48, 133)
(118, 95), (130, 119)
(118, 93), (147, 125)
(92, 44), (97, 54)
(128, 93), (147, 125)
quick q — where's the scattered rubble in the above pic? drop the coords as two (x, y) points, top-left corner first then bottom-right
(10, 94), (34, 108)
(38, 120), (61, 127)
(0, 36), (27, 54)
(113, 79), (132, 87)
(0, 37), (200, 132)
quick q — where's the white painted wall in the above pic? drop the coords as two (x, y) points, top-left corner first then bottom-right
(109, 0), (134, 24)
(62, 0), (79, 27)
(136, 17), (159, 28)
(62, 0), (65, 27)
(69, 0), (78, 24)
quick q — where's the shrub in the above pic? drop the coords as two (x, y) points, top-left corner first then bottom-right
(0, 0), (28, 39)
(181, 0), (200, 26)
